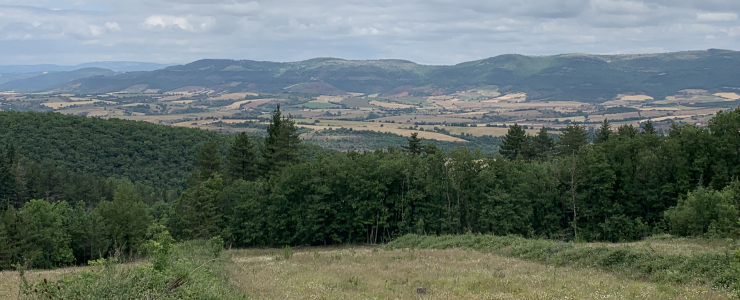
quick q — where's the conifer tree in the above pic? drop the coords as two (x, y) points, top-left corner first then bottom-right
(196, 141), (222, 181)
(402, 132), (423, 155)
(594, 119), (612, 144)
(173, 174), (223, 239)
(617, 124), (638, 139)
(261, 105), (301, 177)
(642, 120), (656, 134)
(533, 127), (555, 160)
(557, 122), (588, 155)
(499, 123), (527, 160)
(226, 132), (257, 182)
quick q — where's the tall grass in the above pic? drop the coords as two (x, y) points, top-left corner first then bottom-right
(20, 239), (244, 300)
(386, 234), (738, 288)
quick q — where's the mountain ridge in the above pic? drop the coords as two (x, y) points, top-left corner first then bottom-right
(10, 49), (740, 102)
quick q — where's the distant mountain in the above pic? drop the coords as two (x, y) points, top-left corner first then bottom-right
(0, 61), (172, 73)
(0, 72), (46, 85)
(23, 50), (740, 102)
(0, 68), (115, 93)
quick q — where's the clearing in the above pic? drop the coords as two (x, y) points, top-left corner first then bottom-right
(228, 247), (731, 300)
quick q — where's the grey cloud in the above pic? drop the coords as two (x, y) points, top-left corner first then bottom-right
(0, 0), (738, 65)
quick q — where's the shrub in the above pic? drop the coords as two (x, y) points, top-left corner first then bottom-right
(665, 187), (738, 238)
(21, 240), (244, 300)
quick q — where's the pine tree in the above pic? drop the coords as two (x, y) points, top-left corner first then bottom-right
(402, 132), (423, 155)
(0, 146), (17, 208)
(261, 104), (302, 177)
(642, 120), (656, 134)
(173, 174), (224, 240)
(594, 119), (612, 144)
(499, 124), (527, 160)
(617, 124), (638, 139)
(533, 127), (555, 160)
(226, 132), (257, 182)
(196, 141), (222, 181)
(557, 122), (589, 155)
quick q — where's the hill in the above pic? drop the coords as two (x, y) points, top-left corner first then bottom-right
(43, 49), (740, 102)
(0, 68), (116, 93)
(0, 111), (229, 188)
(0, 61), (171, 73)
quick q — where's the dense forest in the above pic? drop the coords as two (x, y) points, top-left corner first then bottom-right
(1, 107), (740, 270)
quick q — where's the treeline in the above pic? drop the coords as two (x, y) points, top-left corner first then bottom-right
(2, 107), (740, 270)
(0, 111), (231, 189)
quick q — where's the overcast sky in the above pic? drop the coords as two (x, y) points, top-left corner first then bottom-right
(0, 0), (738, 65)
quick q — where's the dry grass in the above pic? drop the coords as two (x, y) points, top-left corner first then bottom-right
(315, 96), (344, 103)
(0, 266), (90, 299)
(224, 99), (274, 110)
(228, 248), (732, 300)
(210, 92), (259, 101)
(620, 95), (654, 101)
(369, 100), (415, 109)
(296, 119), (466, 142)
(714, 93), (740, 100)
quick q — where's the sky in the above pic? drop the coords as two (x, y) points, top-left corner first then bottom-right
(0, 0), (738, 65)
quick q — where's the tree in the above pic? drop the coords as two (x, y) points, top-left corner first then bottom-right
(532, 127), (554, 161)
(0, 146), (21, 208)
(17, 200), (74, 269)
(226, 132), (258, 182)
(499, 124), (527, 160)
(97, 179), (151, 254)
(665, 187), (737, 237)
(642, 120), (656, 135)
(557, 122), (589, 156)
(195, 141), (222, 182)
(261, 105), (302, 178)
(402, 133), (423, 155)
(594, 119), (612, 144)
(172, 174), (224, 240)
(617, 124), (638, 139)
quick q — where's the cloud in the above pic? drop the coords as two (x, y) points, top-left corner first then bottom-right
(0, 0), (739, 65)
(105, 22), (121, 32)
(696, 12), (738, 22)
(141, 15), (216, 32)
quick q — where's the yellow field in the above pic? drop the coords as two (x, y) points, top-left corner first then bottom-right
(369, 100), (415, 109)
(714, 92), (740, 100)
(418, 125), (511, 137)
(228, 248), (730, 300)
(315, 95), (344, 103)
(224, 99), (274, 110)
(620, 95), (654, 101)
(297, 119), (466, 142)
(210, 92), (259, 101)
(490, 92), (527, 102)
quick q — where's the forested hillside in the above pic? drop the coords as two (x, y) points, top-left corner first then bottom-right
(0, 111), (229, 191)
(1, 107), (740, 270)
(47, 49), (740, 102)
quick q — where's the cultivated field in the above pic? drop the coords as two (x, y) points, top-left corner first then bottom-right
(1, 86), (737, 148)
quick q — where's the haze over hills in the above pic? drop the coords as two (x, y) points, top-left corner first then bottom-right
(16, 49), (735, 102)
(0, 61), (173, 73)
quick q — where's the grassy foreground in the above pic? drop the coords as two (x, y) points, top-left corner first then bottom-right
(386, 234), (739, 288)
(229, 247), (732, 299)
(1, 235), (736, 299)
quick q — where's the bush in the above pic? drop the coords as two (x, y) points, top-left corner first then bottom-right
(665, 187), (738, 238)
(21, 240), (243, 300)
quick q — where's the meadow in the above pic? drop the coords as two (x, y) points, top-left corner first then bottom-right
(2, 236), (734, 300)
